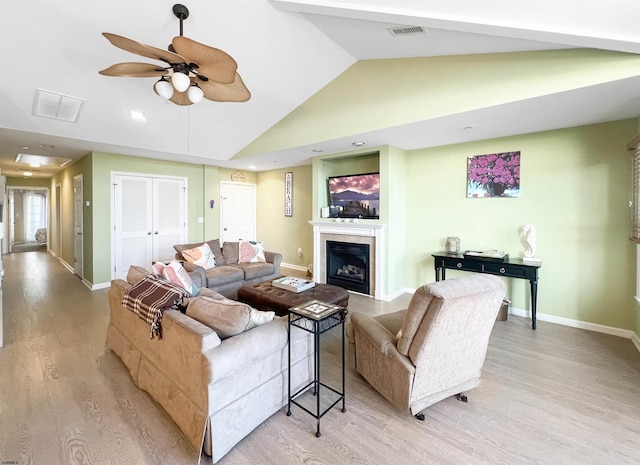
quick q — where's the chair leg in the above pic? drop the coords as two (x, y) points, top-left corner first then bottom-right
(456, 393), (468, 403)
(414, 412), (425, 421)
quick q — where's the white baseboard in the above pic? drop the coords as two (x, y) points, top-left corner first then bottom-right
(91, 282), (110, 290)
(280, 262), (308, 273)
(509, 306), (639, 351)
(57, 256), (75, 274)
(382, 287), (415, 302)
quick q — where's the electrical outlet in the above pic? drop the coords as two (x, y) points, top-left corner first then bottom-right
(297, 247), (302, 257)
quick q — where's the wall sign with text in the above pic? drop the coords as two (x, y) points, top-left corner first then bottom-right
(284, 171), (293, 217)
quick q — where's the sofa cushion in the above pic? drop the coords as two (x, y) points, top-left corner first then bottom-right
(222, 241), (240, 264)
(233, 262), (276, 281)
(174, 239), (225, 266)
(185, 296), (274, 339)
(204, 266), (244, 287)
(127, 265), (152, 285)
(181, 243), (217, 270)
(239, 240), (266, 263)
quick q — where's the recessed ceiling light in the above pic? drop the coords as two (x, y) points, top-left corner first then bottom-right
(129, 110), (146, 121)
(463, 126), (473, 130)
(21, 146), (29, 150)
(249, 165), (256, 170)
(23, 171), (33, 177)
(352, 141), (365, 147)
(312, 149), (324, 153)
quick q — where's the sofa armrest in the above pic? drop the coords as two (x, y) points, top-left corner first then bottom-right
(264, 251), (282, 271)
(202, 317), (289, 384)
(182, 262), (206, 287)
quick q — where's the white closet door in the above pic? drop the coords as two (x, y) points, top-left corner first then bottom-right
(152, 177), (186, 262)
(220, 182), (256, 243)
(113, 175), (153, 280)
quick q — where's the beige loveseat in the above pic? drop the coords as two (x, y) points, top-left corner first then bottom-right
(106, 277), (313, 463)
(174, 239), (282, 298)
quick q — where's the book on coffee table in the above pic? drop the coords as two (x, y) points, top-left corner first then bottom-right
(272, 276), (316, 293)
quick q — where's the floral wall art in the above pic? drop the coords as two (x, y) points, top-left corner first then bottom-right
(467, 151), (521, 198)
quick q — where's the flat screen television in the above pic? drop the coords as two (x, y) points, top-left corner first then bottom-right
(328, 172), (380, 219)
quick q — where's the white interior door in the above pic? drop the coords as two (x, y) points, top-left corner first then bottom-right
(73, 175), (83, 277)
(152, 177), (186, 262)
(220, 182), (256, 243)
(113, 175), (153, 280)
(113, 174), (187, 280)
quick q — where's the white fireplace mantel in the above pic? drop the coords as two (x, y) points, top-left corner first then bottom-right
(309, 220), (385, 299)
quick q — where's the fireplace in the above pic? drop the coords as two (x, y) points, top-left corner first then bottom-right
(326, 240), (370, 294)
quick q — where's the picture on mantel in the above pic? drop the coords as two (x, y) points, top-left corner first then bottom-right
(467, 151), (521, 198)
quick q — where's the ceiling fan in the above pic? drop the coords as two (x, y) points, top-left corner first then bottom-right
(99, 3), (250, 106)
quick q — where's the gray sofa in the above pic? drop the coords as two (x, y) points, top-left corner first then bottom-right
(106, 274), (313, 463)
(174, 239), (281, 298)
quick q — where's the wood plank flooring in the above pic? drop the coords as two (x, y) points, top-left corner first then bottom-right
(1, 251), (639, 465)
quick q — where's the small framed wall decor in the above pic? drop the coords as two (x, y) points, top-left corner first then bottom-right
(284, 171), (293, 216)
(467, 151), (521, 198)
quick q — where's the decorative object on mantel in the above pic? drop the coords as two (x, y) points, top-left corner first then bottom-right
(446, 236), (460, 254)
(284, 171), (293, 217)
(231, 170), (246, 182)
(467, 151), (521, 198)
(521, 224), (542, 263)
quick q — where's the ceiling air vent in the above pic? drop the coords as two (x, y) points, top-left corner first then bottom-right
(32, 88), (84, 123)
(388, 25), (426, 37)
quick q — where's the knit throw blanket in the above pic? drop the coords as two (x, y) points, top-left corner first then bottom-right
(122, 274), (189, 339)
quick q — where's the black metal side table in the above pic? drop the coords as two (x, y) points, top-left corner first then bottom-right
(287, 299), (346, 437)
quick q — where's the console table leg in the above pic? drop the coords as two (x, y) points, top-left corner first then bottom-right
(530, 280), (538, 330)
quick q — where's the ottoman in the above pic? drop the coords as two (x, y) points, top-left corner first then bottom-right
(237, 280), (349, 316)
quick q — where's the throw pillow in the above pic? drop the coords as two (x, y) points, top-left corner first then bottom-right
(185, 296), (253, 339)
(126, 265), (152, 285)
(239, 240), (266, 263)
(181, 243), (217, 270)
(151, 261), (166, 276)
(162, 260), (199, 296)
(247, 309), (275, 329)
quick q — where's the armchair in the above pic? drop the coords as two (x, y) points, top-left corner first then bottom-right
(346, 274), (506, 418)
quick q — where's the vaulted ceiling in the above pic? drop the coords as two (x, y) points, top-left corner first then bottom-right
(1, 0), (639, 178)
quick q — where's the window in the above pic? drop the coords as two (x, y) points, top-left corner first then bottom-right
(629, 136), (640, 243)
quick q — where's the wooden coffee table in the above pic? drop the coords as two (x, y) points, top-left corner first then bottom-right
(237, 280), (349, 316)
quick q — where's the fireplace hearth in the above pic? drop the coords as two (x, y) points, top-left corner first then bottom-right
(326, 240), (370, 294)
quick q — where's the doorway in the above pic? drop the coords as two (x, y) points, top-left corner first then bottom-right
(7, 187), (49, 253)
(220, 182), (256, 243)
(73, 175), (83, 277)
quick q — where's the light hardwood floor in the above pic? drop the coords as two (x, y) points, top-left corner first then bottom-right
(1, 251), (640, 465)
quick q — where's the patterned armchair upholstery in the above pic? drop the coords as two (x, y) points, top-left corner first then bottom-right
(346, 274), (506, 417)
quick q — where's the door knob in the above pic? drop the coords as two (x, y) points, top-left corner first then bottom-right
(154, 231), (159, 235)
(147, 232), (152, 235)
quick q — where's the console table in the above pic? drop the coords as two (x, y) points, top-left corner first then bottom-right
(432, 252), (541, 329)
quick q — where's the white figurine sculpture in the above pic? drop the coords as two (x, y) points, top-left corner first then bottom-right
(521, 224), (541, 262)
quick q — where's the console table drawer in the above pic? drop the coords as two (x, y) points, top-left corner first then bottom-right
(441, 258), (483, 272)
(482, 262), (529, 278)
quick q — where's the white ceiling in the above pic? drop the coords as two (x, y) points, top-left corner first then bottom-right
(1, 0), (639, 178)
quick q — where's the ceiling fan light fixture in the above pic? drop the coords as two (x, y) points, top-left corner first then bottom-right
(172, 72), (191, 92)
(187, 83), (204, 104)
(154, 77), (174, 99)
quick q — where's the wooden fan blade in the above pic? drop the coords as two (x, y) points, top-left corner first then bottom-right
(168, 90), (194, 106)
(172, 36), (237, 84)
(99, 62), (168, 77)
(103, 32), (185, 64)
(199, 73), (251, 102)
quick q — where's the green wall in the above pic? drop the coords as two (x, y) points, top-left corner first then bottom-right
(90, 152), (208, 285)
(5, 177), (51, 188)
(257, 165), (313, 270)
(403, 120), (636, 330)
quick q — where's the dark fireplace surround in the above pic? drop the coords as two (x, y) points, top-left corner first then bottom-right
(326, 240), (370, 294)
